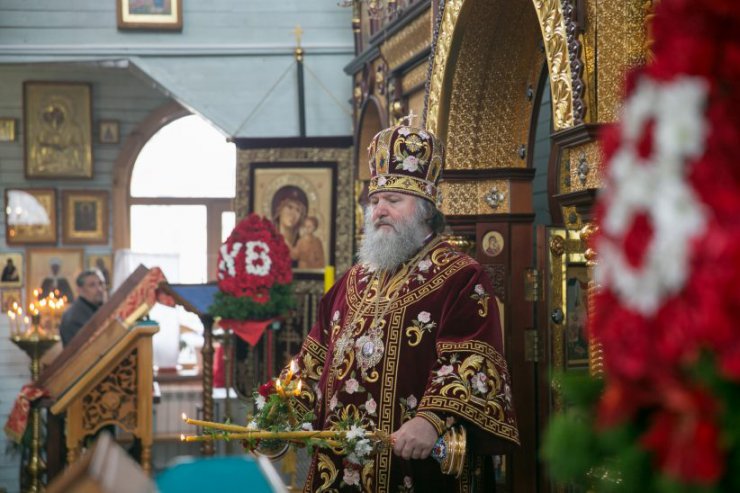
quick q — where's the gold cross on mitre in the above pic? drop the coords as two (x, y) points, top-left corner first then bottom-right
(293, 24), (303, 49)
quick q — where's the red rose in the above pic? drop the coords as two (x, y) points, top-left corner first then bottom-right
(258, 380), (275, 398)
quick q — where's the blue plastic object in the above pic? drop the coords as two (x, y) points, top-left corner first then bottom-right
(156, 456), (276, 493)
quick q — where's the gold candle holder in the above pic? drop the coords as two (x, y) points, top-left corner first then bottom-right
(11, 329), (60, 493)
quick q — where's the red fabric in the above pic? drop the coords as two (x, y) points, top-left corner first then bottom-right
(3, 384), (48, 443)
(213, 344), (225, 388)
(219, 318), (275, 346)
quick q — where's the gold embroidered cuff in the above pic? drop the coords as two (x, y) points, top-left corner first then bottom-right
(416, 410), (446, 436)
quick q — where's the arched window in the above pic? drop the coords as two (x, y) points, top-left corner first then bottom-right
(129, 115), (235, 283)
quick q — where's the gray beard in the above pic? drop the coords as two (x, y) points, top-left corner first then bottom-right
(357, 206), (430, 272)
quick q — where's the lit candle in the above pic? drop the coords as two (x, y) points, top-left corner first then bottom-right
(324, 265), (335, 294)
(294, 380), (303, 397)
(286, 359), (298, 384)
(275, 379), (286, 398)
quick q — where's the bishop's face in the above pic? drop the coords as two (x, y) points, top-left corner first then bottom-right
(368, 192), (418, 236)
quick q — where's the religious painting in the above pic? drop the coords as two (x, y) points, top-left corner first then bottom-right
(98, 120), (119, 144)
(0, 118), (16, 142)
(62, 190), (109, 245)
(481, 230), (504, 258)
(0, 253), (23, 288)
(565, 264), (590, 368)
(24, 82), (93, 179)
(86, 253), (113, 289)
(250, 162), (336, 276)
(27, 248), (83, 304)
(117, 0), (183, 31)
(4, 188), (58, 245)
(1, 289), (22, 313)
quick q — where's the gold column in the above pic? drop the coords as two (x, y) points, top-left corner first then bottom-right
(580, 223), (603, 377)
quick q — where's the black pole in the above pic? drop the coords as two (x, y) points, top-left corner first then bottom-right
(296, 47), (306, 137)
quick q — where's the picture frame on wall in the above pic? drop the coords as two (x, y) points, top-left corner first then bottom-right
(0, 118), (16, 142)
(250, 162), (337, 278)
(0, 252), (23, 288)
(1, 288), (23, 312)
(86, 253), (113, 289)
(4, 188), (58, 245)
(99, 120), (119, 144)
(62, 190), (109, 245)
(27, 248), (83, 304)
(117, 0), (183, 31)
(24, 81), (93, 179)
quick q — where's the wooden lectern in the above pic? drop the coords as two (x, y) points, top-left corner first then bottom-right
(38, 266), (167, 476)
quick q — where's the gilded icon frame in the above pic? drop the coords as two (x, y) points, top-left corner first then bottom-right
(249, 162), (337, 278)
(0, 118), (17, 142)
(27, 248), (83, 304)
(0, 252), (24, 288)
(62, 190), (109, 245)
(24, 81), (93, 179)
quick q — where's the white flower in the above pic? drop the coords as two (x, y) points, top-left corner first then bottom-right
(378, 176), (387, 186)
(365, 397), (377, 415)
(219, 242), (242, 277)
(418, 259), (432, 272)
(437, 365), (454, 377)
(417, 311), (431, 324)
(244, 240), (272, 277)
(345, 378), (359, 394)
(255, 395), (266, 410)
(397, 127), (411, 136)
(332, 310), (341, 322)
(595, 75), (709, 315)
(346, 424), (365, 441)
(401, 155), (420, 172)
(247, 420), (258, 430)
(404, 476), (413, 488)
(470, 372), (489, 394)
(343, 468), (360, 486)
(354, 438), (373, 457)
(474, 284), (485, 296)
(301, 422), (314, 431)
(329, 394), (338, 410)
(406, 394), (417, 409)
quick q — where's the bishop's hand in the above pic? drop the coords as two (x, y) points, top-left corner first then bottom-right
(391, 416), (439, 460)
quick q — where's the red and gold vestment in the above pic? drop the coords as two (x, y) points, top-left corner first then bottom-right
(293, 238), (519, 492)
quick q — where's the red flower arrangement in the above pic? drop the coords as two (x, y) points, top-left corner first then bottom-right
(543, 1), (740, 491)
(209, 214), (295, 326)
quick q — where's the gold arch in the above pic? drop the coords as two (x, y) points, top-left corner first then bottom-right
(426, 0), (577, 138)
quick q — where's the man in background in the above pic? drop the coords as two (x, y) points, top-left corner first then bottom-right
(59, 269), (107, 346)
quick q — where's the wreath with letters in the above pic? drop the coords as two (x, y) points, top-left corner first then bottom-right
(209, 214), (295, 321)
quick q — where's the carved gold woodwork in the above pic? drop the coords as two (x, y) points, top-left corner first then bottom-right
(580, 222), (603, 377)
(439, 179), (510, 216)
(565, 141), (603, 192)
(596, 1), (651, 123)
(56, 325), (158, 475)
(532, 0), (580, 130)
(236, 147), (354, 275)
(426, 0), (542, 169)
(379, 7), (432, 71)
(402, 62), (429, 93)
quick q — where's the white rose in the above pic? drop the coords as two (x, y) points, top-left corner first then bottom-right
(329, 394), (338, 410)
(346, 424), (365, 441)
(437, 365), (454, 377)
(418, 259), (432, 272)
(406, 394), (417, 409)
(417, 311), (431, 324)
(474, 284), (485, 296)
(301, 422), (314, 431)
(401, 155), (420, 172)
